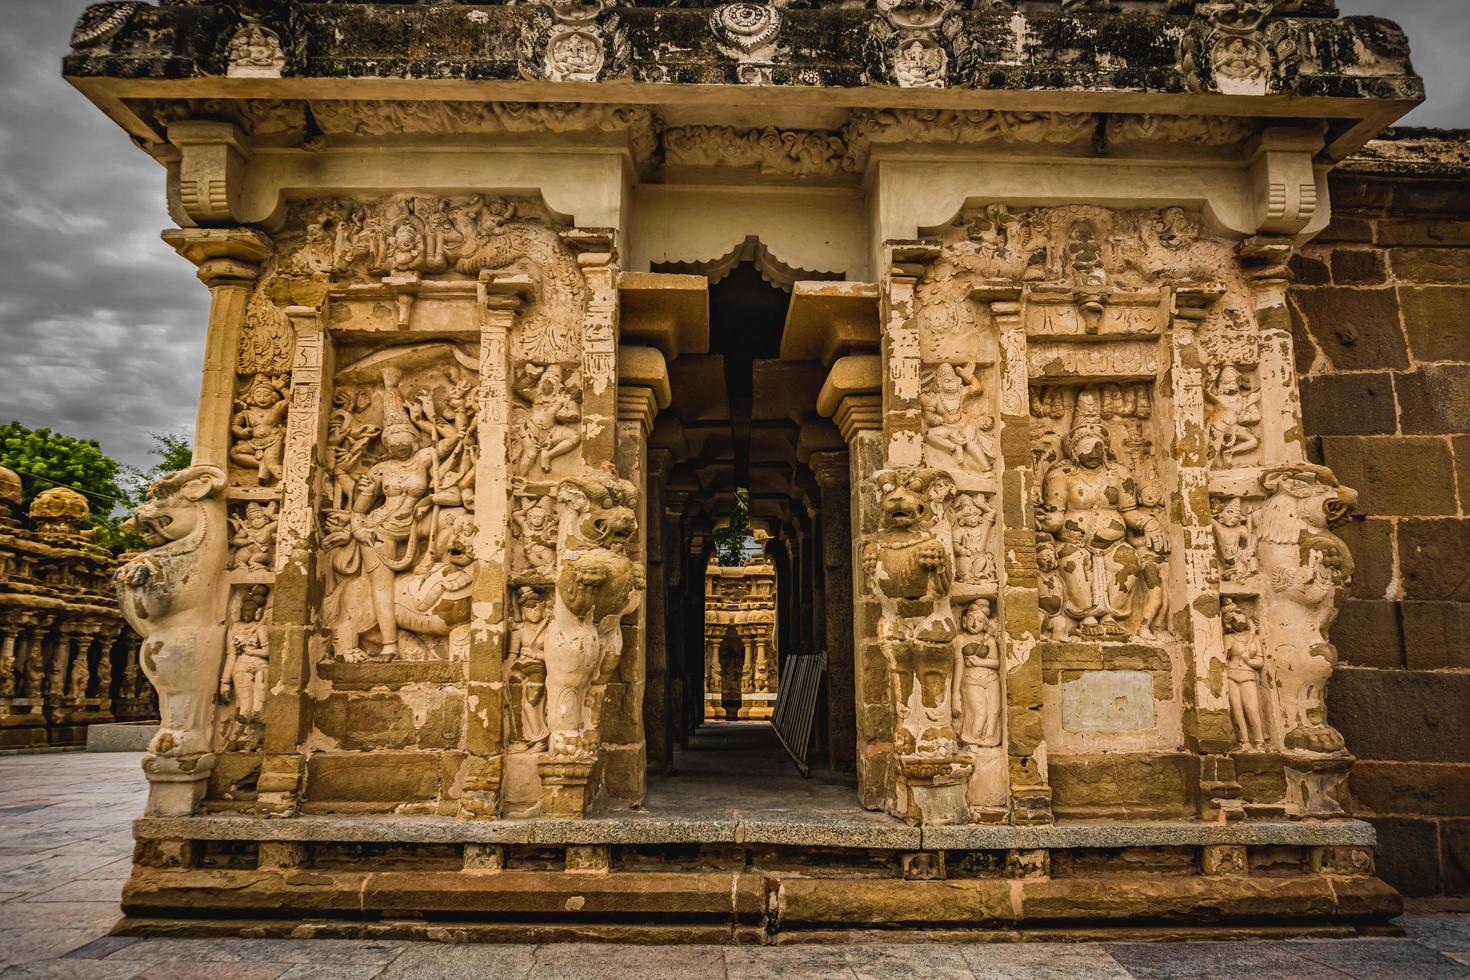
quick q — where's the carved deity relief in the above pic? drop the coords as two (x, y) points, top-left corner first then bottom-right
(220, 584), (270, 752)
(230, 375), (290, 487)
(1205, 364), (1263, 469)
(512, 362), (583, 478)
(868, 0), (965, 90)
(954, 598), (1001, 750)
(1032, 386), (1168, 642)
(1222, 598), (1267, 750)
(920, 363), (994, 472)
(321, 346), (478, 664)
(228, 501), (278, 572)
(1211, 495), (1260, 584)
(225, 24), (285, 79)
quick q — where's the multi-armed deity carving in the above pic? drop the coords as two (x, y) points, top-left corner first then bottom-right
(322, 350), (478, 663)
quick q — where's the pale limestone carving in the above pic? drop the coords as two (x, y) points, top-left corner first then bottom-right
(219, 585), (269, 752)
(1206, 365), (1263, 469)
(1182, 0), (1299, 97)
(512, 363), (583, 476)
(1212, 496), (1260, 583)
(115, 465), (229, 815)
(662, 126), (848, 178)
(1256, 464), (1356, 756)
(868, 0), (963, 90)
(226, 24), (285, 79)
(323, 353), (477, 663)
(950, 493), (997, 588)
(511, 490), (560, 585)
(710, 3), (782, 56)
(237, 294), (294, 376)
(543, 469), (643, 762)
(1222, 598), (1267, 750)
(954, 599), (1001, 750)
(920, 363), (994, 472)
(504, 585), (552, 818)
(1036, 388), (1168, 641)
(230, 374), (289, 487)
(520, 1), (627, 84)
(227, 501), (278, 572)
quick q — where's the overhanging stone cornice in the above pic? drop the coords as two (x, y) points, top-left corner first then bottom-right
(65, 3), (1421, 162)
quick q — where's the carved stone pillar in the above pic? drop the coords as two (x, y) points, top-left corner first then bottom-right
(257, 305), (333, 817)
(162, 228), (274, 469)
(987, 290), (1052, 826)
(463, 274), (529, 819)
(0, 624), (17, 699)
(1171, 288), (1239, 820)
(811, 450), (856, 773)
(817, 354), (885, 809)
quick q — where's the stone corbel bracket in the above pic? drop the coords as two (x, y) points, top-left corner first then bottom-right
(167, 120), (251, 228)
(1250, 127), (1327, 236)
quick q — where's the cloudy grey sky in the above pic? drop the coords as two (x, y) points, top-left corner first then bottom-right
(0, 1), (1466, 473)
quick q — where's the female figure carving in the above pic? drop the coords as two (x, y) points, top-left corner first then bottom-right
(954, 599), (1002, 749)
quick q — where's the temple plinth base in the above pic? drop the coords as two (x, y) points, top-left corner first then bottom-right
(117, 813), (1399, 943)
(538, 759), (594, 818)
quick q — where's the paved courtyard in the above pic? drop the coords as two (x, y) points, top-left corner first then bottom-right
(0, 751), (1466, 979)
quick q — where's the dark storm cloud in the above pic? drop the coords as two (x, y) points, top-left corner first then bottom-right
(0, 1), (207, 474)
(0, 1), (1464, 473)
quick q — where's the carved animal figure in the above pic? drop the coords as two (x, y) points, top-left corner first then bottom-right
(1255, 464), (1357, 755)
(543, 471), (643, 761)
(114, 466), (230, 767)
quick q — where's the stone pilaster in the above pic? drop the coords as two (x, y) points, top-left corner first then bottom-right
(987, 291), (1052, 826)
(257, 305), (333, 817)
(462, 273), (530, 819)
(810, 450), (856, 774)
(645, 449), (673, 777)
(161, 228), (274, 470)
(817, 354), (885, 809)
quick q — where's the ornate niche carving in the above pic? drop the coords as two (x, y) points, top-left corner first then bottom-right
(512, 362), (583, 478)
(1181, 1), (1300, 97)
(919, 363), (995, 473)
(282, 195), (588, 362)
(862, 467), (972, 825)
(115, 466), (230, 815)
(1032, 386), (1169, 642)
(867, 0), (966, 90)
(1222, 597), (1268, 751)
(519, 0), (628, 83)
(954, 597), (1001, 751)
(321, 346), (478, 664)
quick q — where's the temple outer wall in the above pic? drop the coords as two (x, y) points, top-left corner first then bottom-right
(1296, 134), (1470, 903)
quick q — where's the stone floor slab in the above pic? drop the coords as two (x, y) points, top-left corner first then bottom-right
(961, 945), (1133, 980)
(0, 961), (147, 980)
(134, 963), (291, 980)
(725, 947), (860, 980)
(374, 943), (536, 979)
(102, 940), (403, 966)
(1105, 943), (1351, 980)
(0, 927), (115, 969)
(533, 943), (729, 980)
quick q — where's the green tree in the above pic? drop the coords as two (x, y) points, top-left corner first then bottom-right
(712, 487), (753, 567)
(0, 424), (193, 552)
(0, 421), (130, 519)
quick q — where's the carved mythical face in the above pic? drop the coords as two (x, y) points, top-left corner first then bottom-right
(247, 380), (281, 408)
(935, 363), (961, 393)
(1214, 497), (1245, 527)
(439, 518), (476, 567)
(877, 472), (935, 531)
(128, 466), (226, 548)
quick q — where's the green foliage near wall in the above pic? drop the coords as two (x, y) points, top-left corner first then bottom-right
(712, 487), (753, 567)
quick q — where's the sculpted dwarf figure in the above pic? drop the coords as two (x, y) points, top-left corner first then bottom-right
(543, 469), (643, 761)
(1222, 599), (1266, 750)
(114, 465), (229, 816)
(1256, 464), (1357, 755)
(220, 585), (270, 750)
(1038, 390), (1167, 640)
(950, 493), (997, 586)
(230, 375), (290, 486)
(920, 363), (994, 472)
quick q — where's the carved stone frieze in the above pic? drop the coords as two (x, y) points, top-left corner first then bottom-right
(709, 2), (782, 57)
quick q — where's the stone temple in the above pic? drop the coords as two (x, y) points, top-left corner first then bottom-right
(63, 0), (1470, 940)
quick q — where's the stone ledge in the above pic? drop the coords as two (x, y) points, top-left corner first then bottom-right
(136, 814), (1376, 851)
